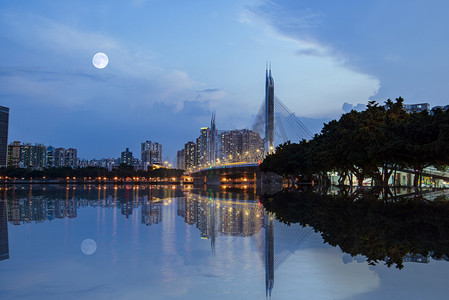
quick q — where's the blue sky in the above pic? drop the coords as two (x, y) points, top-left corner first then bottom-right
(1, 0), (448, 161)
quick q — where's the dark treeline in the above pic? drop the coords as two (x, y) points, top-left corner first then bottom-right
(261, 97), (449, 187)
(0, 164), (184, 180)
(262, 190), (449, 269)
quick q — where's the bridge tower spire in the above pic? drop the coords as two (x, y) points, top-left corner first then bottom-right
(265, 63), (275, 154)
(210, 111), (216, 166)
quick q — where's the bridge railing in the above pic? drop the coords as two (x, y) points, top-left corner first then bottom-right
(198, 162), (260, 173)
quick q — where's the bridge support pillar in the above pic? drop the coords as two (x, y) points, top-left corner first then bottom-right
(257, 172), (283, 194)
(206, 174), (221, 187)
(193, 176), (205, 186)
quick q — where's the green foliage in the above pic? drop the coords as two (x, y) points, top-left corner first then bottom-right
(261, 97), (449, 187)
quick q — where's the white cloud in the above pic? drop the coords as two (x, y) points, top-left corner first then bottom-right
(236, 1), (381, 119)
(0, 12), (202, 111)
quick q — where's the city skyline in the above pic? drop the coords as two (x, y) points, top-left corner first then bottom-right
(1, 1), (448, 160)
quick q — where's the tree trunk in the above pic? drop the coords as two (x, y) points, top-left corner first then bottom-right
(413, 170), (419, 188)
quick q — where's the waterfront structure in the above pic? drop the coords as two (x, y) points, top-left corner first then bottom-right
(0, 106), (9, 167)
(121, 148), (133, 165)
(7, 141), (20, 168)
(265, 66), (274, 154)
(141, 141), (162, 168)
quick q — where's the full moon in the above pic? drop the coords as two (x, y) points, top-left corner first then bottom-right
(81, 239), (97, 255)
(92, 52), (109, 69)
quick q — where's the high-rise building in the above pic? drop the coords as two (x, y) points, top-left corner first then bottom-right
(46, 146), (55, 167)
(64, 148), (78, 168)
(141, 141), (162, 167)
(177, 149), (185, 170)
(54, 147), (65, 167)
(121, 148), (133, 165)
(265, 66), (274, 154)
(0, 106), (9, 167)
(218, 129), (264, 163)
(197, 127), (210, 167)
(220, 129), (242, 162)
(184, 141), (197, 170)
(20, 143), (47, 169)
(47, 146), (77, 168)
(7, 141), (21, 168)
(241, 129), (264, 161)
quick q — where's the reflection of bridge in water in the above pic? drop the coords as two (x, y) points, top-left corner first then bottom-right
(181, 190), (312, 298)
(2, 185), (313, 297)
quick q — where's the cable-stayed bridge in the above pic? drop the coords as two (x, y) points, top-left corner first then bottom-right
(191, 67), (312, 189)
(252, 96), (313, 150)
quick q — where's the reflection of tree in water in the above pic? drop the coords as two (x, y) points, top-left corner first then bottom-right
(261, 190), (449, 269)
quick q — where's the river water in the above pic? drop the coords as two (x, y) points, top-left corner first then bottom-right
(0, 185), (448, 299)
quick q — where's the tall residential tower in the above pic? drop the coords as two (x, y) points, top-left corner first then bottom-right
(0, 106), (9, 167)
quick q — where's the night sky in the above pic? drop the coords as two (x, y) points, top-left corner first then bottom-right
(1, 0), (448, 161)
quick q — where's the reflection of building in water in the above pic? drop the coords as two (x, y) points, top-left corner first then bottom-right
(121, 200), (134, 219)
(431, 255), (449, 262)
(8, 195), (77, 224)
(180, 191), (313, 299)
(5, 185), (182, 225)
(0, 199), (9, 261)
(177, 193), (265, 239)
(403, 254), (430, 263)
(141, 200), (162, 225)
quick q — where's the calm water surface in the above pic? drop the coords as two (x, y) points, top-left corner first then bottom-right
(0, 185), (449, 299)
